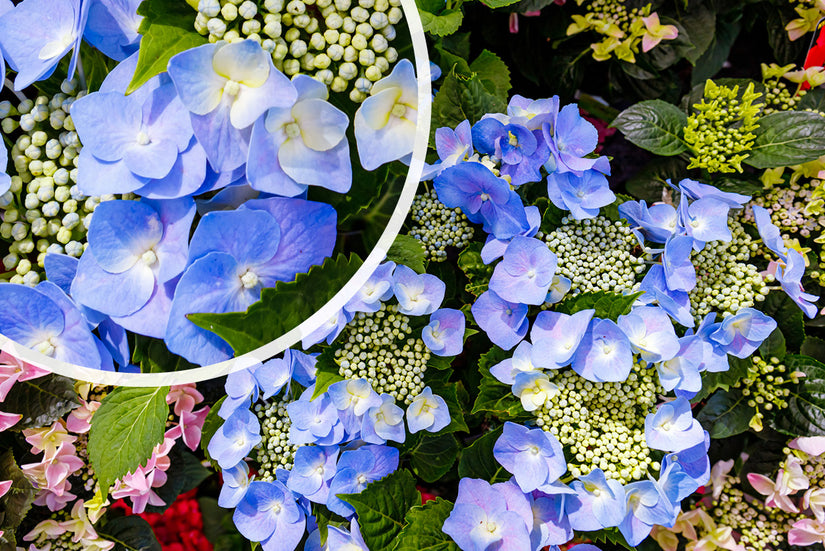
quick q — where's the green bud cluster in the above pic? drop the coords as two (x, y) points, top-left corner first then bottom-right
(702, 473), (798, 551)
(690, 219), (767, 320)
(684, 80), (762, 173)
(762, 78), (806, 114)
(334, 302), (429, 404)
(533, 358), (662, 484)
(734, 355), (798, 431)
(74, 432), (97, 495)
(785, 445), (825, 488)
(253, 398), (301, 481)
(746, 182), (824, 241)
(194, 0), (402, 101)
(567, 0), (656, 62)
(0, 81), (128, 285)
(541, 215), (645, 295)
(408, 189), (474, 262)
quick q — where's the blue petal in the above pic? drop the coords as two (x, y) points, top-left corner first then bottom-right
(83, 0), (142, 61)
(71, 247), (155, 317)
(167, 43), (226, 115)
(87, 200), (163, 273)
(70, 91), (142, 162)
(188, 207), (281, 266)
(0, 283), (64, 347)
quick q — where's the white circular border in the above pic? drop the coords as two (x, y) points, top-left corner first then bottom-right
(0, 2), (431, 387)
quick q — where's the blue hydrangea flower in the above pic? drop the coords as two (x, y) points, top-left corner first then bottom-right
(546, 169), (615, 220)
(218, 461), (252, 508)
(709, 308), (777, 359)
(776, 249), (819, 319)
(471, 290), (529, 350)
(644, 397), (705, 452)
(546, 275), (572, 304)
(618, 199), (678, 244)
(219, 359), (292, 419)
(752, 204), (788, 260)
(434, 162), (530, 240)
(543, 104), (602, 174)
(287, 388), (344, 446)
(678, 195), (732, 248)
(327, 520), (369, 551)
(392, 264), (445, 316)
(354, 59), (417, 171)
(166, 197), (336, 365)
(422, 308), (465, 357)
(480, 206), (541, 264)
(326, 445), (399, 517)
(565, 469), (627, 531)
(529, 490), (573, 548)
(677, 178), (749, 208)
(490, 340), (539, 385)
(493, 422), (566, 493)
(690, 313), (730, 373)
(361, 394), (406, 444)
(233, 480), (306, 551)
(0, 0), (89, 90)
(442, 478), (532, 551)
(421, 120), (473, 180)
(0, 140), (11, 196)
(248, 74), (350, 196)
(655, 336), (703, 397)
(406, 386), (451, 434)
(657, 438), (709, 504)
(344, 261), (395, 314)
(83, 0), (142, 61)
(492, 95), (558, 131)
(301, 307), (353, 349)
(618, 480), (677, 546)
(472, 118), (548, 186)
(208, 407), (261, 469)
(530, 309), (594, 370)
(488, 237), (558, 305)
(0, 0), (12, 87)
(285, 445), (338, 504)
(327, 378), (381, 434)
(167, 40), (297, 171)
(637, 264), (694, 328)
(512, 372), (558, 412)
(0, 281), (110, 369)
(662, 234), (696, 292)
(571, 318), (633, 382)
(617, 306), (680, 363)
(71, 198), (195, 339)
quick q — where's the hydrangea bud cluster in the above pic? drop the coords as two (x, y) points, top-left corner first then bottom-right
(690, 220), (767, 319)
(74, 432), (97, 495)
(409, 189), (474, 262)
(253, 398), (300, 481)
(734, 356), (799, 431)
(0, 81), (125, 285)
(684, 80), (761, 173)
(193, 0), (402, 101)
(565, 0), (672, 62)
(334, 303), (429, 404)
(763, 78), (805, 114)
(533, 358), (661, 484)
(540, 215), (644, 295)
(785, 444), (825, 487)
(701, 473), (797, 551)
(745, 182), (825, 241)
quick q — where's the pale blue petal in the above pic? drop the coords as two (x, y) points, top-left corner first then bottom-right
(71, 247), (155, 316)
(88, 200), (163, 273)
(167, 43), (226, 115)
(76, 149), (148, 195)
(70, 91), (142, 162)
(188, 208), (281, 266)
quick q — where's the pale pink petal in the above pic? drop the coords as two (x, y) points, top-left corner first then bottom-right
(747, 472), (776, 496)
(0, 411), (22, 431)
(791, 436), (825, 456)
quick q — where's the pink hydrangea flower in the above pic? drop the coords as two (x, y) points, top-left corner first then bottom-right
(790, 436), (825, 456)
(166, 384), (204, 416)
(24, 421), (77, 461)
(790, 519), (825, 546)
(66, 400), (101, 433)
(0, 411), (22, 432)
(0, 350), (49, 401)
(166, 406), (209, 451)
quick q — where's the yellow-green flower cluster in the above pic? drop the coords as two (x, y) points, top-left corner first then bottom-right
(733, 356), (801, 431)
(761, 63), (808, 114)
(0, 82), (127, 285)
(533, 358), (661, 484)
(684, 80), (762, 174)
(334, 303), (429, 404)
(702, 472), (798, 551)
(540, 215), (645, 295)
(565, 1), (677, 63)
(409, 189), (474, 262)
(253, 398), (301, 481)
(690, 219), (768, 320)
(194, 0), (402, 102)
(785, 0), (825, 41)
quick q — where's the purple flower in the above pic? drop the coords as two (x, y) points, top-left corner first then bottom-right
(493, 422), (567, 492)
(619, 480), (677, 546)
(617, 306), (680, 363)
(233, 480), (305, 551)
(546, 169), (615, 220)
(662, 234), (696, 292)
(677, 178), (749, 208)
(637, 264), (694, 328)
(678, 195), (732, 247)
(752, 204), (788, 260)
(655, 336), (703, 397)
(328, 378), (381, 434)
(361, 394), (406, 444)
(709, 308), (777, 359)
(618, 200), (679, 243)
(644, 397), (705, 452)
(471, 290), (529, 350)
(480, 206), (541, 264)
(422, 120), (473, 180)
(287, 388), (345, 446)
(83, 0), (142, 61)
(218, 461), (252, 508)
(543, 104), (601, 174)
(490, 340), (539, 385)
(472, 118), (548, 186)
(344, 261), (395, 314)
(489, 237), (558, 305)
(530, 309), (594, 370)
(422, 308), (465, 357)
(571, 318), (633, 382)
(392, 264), (446, 316)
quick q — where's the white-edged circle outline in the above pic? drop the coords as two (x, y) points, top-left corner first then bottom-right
(0, 0), (431, 387)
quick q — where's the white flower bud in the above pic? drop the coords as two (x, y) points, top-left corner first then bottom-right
(2, 253), (18, 271)
(343, 45), (358, 62)
(262, 38), (276, 52)
(273, 43), (289, 60)
(387, 6), (402, 23)
(365, 65), (382, 81)
(334, 0), (351, 10)
(342, 16), (356, 33)
(2, 118), (18, 133)
(385, 47), (398, 62)
(265, 0), (285, 12)
(355, 76), (372, 91)
(381, 24), (396, 42)
(325, 12), (343, 28)
(290, 39), (308, 57)
(314, 53), (331, 69)
(338, 32), (351, 46)
(199, 0), (221, 16)
(284, 27), (301, 42)
(221, 3), (238, 20)
(207, 17), (226, 37)
(239, 0), (258, 18)
(370, 33), (388, 52)
(15, 259), (31, 275)
(56, 226), (72, 244)
(358, 49), (375, 66)
(356, 22), (373, 38)
(317, 0), (332, 7)
(300, 53), (315, 70)
(315, 68), (334, 83)
(293, 13), (311, 27)
(327, 44), (344, 60)
(242, 20), (262, 35)
(351, 6), (369, 22)
(331, 76), (349, 92)
(65, 241), (83, 257)
(31, 217), (47, 236)
(287, 0), (306, 13)
(375, 0), (389, 10)
(309, 32), (326, 50)
(339, 62), (358, 79)
(19, 114), (35, 132)
(369, 11), (388, 29)
(224, 29), (242, 42)
(375, 56), (389, 72)
(351, 33), (367, 50)
(283, 59), (301, 75)
(324, 29), (340, 44)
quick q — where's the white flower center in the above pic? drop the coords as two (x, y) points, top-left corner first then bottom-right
(224, 80), (241, 96)
(136, 131), (151, 146)
(34, 337), (57, 357)
(285, 122), (301, 139)
(391, 103), (407, 118)
(141, 249), (157, 266)
(240, 270), (259, 289)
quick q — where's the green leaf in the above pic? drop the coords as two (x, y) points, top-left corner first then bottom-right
(189, 254), (363, 355)
(198, 497), (236, 545)
(457, 242), (491, 297)
(696, 389), (754, 438)
(745, 111), (825, 169)
(426, 380), (468, 436)
(555, 290), (644, 321)
(427, 355), (454, 371)
(758, 328), (786, 362)
(126, 0), (206, 94)
(689, 10), (741, 85)
(479, 0), (521, 7)
(584, 528), (635, 551)
(89, 386), (170, 498)
(457, 427), (510, 483)
(406, 432), (460, 482)
(98, 516), (162, 551)
(0, 450), (36, 545)
(0, 374), (79, 430)
(759, 291), (805, 351)
(339, 469), (420, 551)
(679, 5), (717, 65)
(611, 100), (688, 156)
(771, 355), (825, 436)
(469, 50), (511, 102)
(472, 348), (528, 420)
(132, 335), (197, 373)
(419, 8), (463, 37)
(625, 157), (688, 202)
(200, 395), (225, 464)
(692, 356), (751, 403)
(387, 234), (427, 274)
(313, 370), (345, 399)
(798, 88), (825, 113)
(395, 498), (459, 551)
(802, 336), (825, 362)
(431, 72), (507, 140)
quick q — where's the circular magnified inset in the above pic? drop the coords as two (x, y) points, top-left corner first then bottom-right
(0, 0), (431, 386)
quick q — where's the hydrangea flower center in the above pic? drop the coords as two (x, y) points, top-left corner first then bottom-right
(136, 131), (151, 146)
(285, 122), (301, 139)
(224, 80), (241, 97)
(240, 269), (259, 289)
(34, 336), (57, 357)
(508, 131), (519, 147)
(391, 103), (407, 118)
(141, 249), (157, 266)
